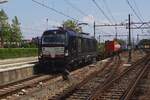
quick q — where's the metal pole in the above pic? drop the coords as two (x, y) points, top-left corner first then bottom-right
(128, 14), (132, 63)
(132, 37), (134, 49)
(94, 21), (96, 38)
(46, 18), (48, 30)
(115, 26), (117, 39)
(99, 35), (100, 44)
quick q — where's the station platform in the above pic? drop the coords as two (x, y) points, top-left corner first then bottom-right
(0, 57), (38, 86)
(0, 57), (38, 65)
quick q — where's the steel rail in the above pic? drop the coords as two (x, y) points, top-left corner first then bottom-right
(88, 54), (150, 100)
(50, 57), (122, 99)
(121, 60), (150, 100)
(0, 75), (59, 99)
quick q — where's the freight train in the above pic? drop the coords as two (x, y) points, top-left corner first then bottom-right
(104, 40), (121, 57)
(38, 28), (98, 72)
(137, 39), (150, 53)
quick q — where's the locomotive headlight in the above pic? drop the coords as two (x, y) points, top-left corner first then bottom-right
(42, 47), (50, 55)
(39, 52), (42, 57)
(42, 47), (45, 52)
(65, 50), (69, 56)
(42, 47), (46, 54)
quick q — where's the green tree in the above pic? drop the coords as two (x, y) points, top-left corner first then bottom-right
(62, 20), (82, 32)
(115, 39), (126, 46)
(11, 16), (22, 46)
(0, 9), (11, 47)
(138, 39), (150, 45)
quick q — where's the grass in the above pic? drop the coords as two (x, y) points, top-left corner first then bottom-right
(0, 48), (38, 59)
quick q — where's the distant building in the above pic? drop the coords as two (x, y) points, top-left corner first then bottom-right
(31, 37), (39, 45)
(22, 39), (32, 44)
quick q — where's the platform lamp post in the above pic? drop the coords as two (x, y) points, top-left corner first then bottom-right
(0, 0), (8, 48)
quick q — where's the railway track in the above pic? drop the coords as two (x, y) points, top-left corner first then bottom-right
(0, 74), (59, 99)
(50, 56), (123, 100)
(0, 58), (110, 99)
(0, 57), (112, 99)
(126, 60), (150, 100)
(121, 61), (150, 100)
(0, 52), (146, 99)
(89, 54), (150, 100)
(48, 54), (149, 100)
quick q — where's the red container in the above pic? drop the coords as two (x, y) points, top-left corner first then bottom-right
(105, 41), (114, 53)
(105, 40), (121, 53)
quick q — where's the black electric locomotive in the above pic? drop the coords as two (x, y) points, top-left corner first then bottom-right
(38, 28), (98, 72)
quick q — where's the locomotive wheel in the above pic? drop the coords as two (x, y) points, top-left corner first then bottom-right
(62, 69), (70, 79)
(62, 74), (69, 80)
(92, 57), (97, 64)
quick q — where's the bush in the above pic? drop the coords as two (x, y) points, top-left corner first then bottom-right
(21, 43), (37, 48)
(0, 48), (38, 59)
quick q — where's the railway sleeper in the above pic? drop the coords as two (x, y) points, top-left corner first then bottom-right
(74, 91), (90, 94)
(68, 96), (88, 100)
(105, 95), (120, 99)
(107, 90), (124, 93)
(100, 89), (124, 97)
(99, 95), (120, 100)
(72, 92), (90, 96)
(72, 93), (90, 97)
(75, 88), (90, 92)
(102, 91), (122, 96)
(80, 86), (94, 90)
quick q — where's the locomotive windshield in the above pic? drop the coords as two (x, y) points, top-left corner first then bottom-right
(42, 31), (66, 44)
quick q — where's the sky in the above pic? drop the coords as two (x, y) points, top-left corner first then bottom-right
(0, 0), (150, 42)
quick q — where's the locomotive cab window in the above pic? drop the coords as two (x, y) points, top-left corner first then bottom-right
(42, 31), (67, 44)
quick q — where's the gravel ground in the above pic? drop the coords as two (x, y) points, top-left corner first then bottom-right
(4, 51), (146, 100)
(130, 60), (150, 100)
(10, 59), (108, 100)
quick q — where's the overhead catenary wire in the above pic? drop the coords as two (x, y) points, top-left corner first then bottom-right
(126, 0), (150, 29)
(32, 0), (79, 22)
(92, 0), (116, 36)
(21, 27), (45, 31)
(132, 0), (144, 21)
(101, 0), (117, 24)
(92, 0), (113, 24)
(63, 0), (96, 29)
(93, 0), (120, 39)
(133, 0), (144, 20)
(132, 0), (150, 32)
(126, 0), (143, 23)
(64, 0), (88, 17)
(101, 0), (118, 39)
